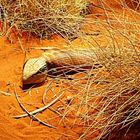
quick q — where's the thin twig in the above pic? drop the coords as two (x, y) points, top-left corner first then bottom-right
(13, 87), (55, 128)
(13, 92), (63, 119)
(0, 90), (11, 96)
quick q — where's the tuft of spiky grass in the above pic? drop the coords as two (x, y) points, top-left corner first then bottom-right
(0, 0), (87, 39)
(76, 45), (140, 139)
(73, 0), (140, 139)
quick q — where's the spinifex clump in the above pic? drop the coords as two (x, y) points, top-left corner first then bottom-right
(0, 0), (87, 39)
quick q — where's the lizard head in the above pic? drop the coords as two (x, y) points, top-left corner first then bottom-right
(23, 57), (48, 85)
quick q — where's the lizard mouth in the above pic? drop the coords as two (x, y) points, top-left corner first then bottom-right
(23, 65), (48, 85)
(23, 73), (47, 85)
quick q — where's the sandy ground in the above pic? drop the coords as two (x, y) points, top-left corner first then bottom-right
(0, 1), (140, 140)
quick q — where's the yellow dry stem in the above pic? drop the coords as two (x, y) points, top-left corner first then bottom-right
(0, 0), (87, 39)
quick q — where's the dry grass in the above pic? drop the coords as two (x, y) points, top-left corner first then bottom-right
(39, 45), (140, 139)
(0, 0), (87, 39)
(77, 46), (140, 139)
(77, 1), (140, 139)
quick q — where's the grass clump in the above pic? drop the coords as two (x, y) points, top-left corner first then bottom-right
(78, 46), (140, 139)
(0, 0), (87, 39)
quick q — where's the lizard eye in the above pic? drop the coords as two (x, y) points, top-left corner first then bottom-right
(37, 65), (48, 74)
